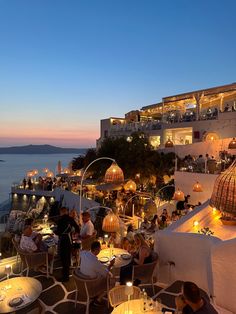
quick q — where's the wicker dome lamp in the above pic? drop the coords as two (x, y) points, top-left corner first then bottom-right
(124, 180), (137, 192)
(165, 138), (174, 148)
(173, 188), (185, 201)
(210, 160), (236, 225)
(104, 162), (124, 183)
(228, 138), (236, 149)
(102, 210), (120, 233)
(193, 181), (203, 192)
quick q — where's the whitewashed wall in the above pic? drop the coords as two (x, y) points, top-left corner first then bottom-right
(174, 171), (218, 204)
(155, 230), (220, 294)
(211, 238), (236, 313)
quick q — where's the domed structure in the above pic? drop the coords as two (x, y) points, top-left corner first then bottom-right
(210, 161), (236, 221)
(124, 180), (136, 192)
(104, 162), (124, 183)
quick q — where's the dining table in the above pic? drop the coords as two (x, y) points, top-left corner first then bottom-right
(0, 277), (42, 313)
(111, 299), (163, 314)
(98, 248), (132, 268)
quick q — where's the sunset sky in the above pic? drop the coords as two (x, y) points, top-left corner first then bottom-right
(1, 0), (236, 148)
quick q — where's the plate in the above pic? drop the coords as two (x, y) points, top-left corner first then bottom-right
(121, 254), (131, 260)
(9, 296), (24, 307)
(99, 256), (109, 263)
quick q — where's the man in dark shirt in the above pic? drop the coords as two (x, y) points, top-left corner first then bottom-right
(55, 207), (80, 282)
(176, 281), (218, 314)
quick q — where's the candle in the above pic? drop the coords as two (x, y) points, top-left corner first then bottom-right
(125, 281), (134, 296)
(5, 265), (11, 278)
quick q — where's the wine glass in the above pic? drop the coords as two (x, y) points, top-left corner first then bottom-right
(5, 265), (11, 280)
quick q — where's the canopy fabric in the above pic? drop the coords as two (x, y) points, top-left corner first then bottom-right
(95, 183), (123, 191)
(52, 187), (99, 212)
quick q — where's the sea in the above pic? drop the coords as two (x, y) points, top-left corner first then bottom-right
(0, 153), (86, 206)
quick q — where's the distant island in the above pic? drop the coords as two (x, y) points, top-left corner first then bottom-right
(0, 144), (89, 154)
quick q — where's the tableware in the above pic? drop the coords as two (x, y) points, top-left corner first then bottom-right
(121, 253), (131, 260)
(99, 256), (109, 263)
(9, 296), (24, 307)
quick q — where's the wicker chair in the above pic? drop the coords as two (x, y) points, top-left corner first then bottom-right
(108, 285), (141, 308)
(132, 254), (158, 295)
(81, 231), (97, 251)
(12, 238), (50, 278)
(72, 269), (109, 314)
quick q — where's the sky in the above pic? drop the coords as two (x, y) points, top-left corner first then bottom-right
(0, 0), (236, 148)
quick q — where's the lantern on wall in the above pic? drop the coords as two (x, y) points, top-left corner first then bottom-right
(173, 188), (185, 201)
(33, 169), (38, 176)
(165, 138), (174, 148)
(104, 162), (124, 183)
(193, 181), (203, 192)
(43, 168), (49, 173)
(124, 180), (137, 192)
(102, 211), (120, 232)
(46, 171), (54, 178)
(228, 138), (236, 149)
(63, 168), (70, 174)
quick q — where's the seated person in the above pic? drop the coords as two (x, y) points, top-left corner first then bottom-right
(108, 232), (121, 248)
(160, 209), (170, 221)
(20, 225), (47, 252)
(140, 217), (150, 230)
(78, 241), (115, 305)
(80, 211), (94, 240)
(120, 237), (132, 252)
(147, 215), (159, 232)
(171, 210), (179, 222)
(120, 233), (152, 285)
(175, 281), (218, 314)
(126, 224), (135, 242)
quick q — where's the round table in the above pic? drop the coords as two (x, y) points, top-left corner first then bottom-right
(0, 277), (42, 313)
(111, 299), (163, 314)
(98, 248), (132, 268)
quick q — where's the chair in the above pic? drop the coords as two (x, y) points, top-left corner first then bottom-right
(108, 285), (141, 308)
(132, 254), (158, 295)
(72, 269), (109, 314)
(81, 231), (97, 251)
(12, 238), (50, 278)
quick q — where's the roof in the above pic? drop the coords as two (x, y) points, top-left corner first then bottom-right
(163, 82), (236, 104)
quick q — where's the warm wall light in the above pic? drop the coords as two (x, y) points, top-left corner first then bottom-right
(47, 171), (54, 178)
(124, 180), (137, 192)
(193, 220), (199, 227)
(228, 138), (236, 149)
(165, 138), (174, 148)
(173, 188), (185, 201)
(193, 181), (203, 192)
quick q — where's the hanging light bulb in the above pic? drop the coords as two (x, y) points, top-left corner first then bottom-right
(193, 181), (203, 192)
